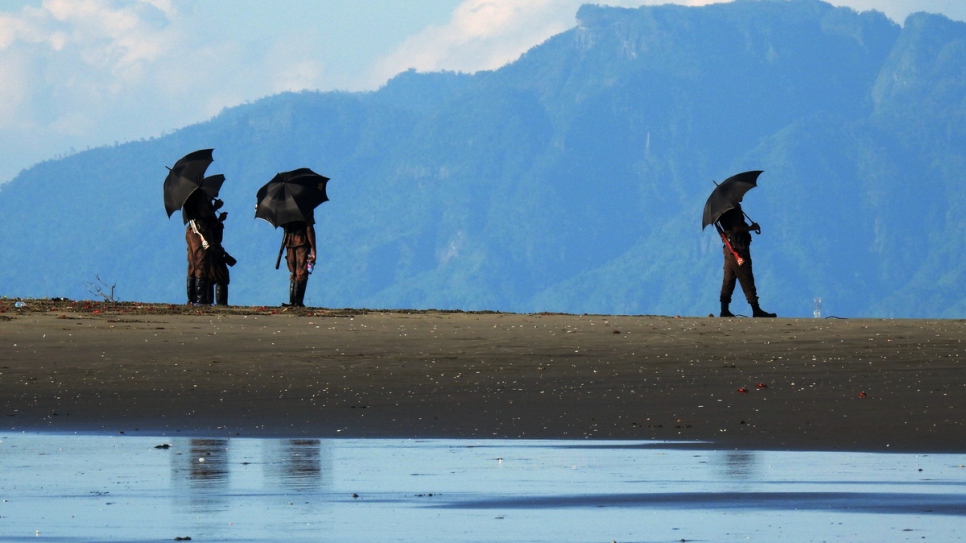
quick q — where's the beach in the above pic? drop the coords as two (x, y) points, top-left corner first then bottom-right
(2, 299), (964, 452)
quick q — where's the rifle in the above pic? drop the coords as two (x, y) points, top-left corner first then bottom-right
(715, 223), (745, 266)
(275, 233), (287, 270)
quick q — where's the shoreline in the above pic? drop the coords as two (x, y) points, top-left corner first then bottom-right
(2, 299), (964, 452)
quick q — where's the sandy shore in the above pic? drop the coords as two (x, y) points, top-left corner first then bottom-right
(1, 299), (964, 452)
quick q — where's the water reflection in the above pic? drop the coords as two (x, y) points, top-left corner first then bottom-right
(719, 450), (759, 480)
(262, 438), (329, 491)
(2, 436), (963, 543)
(170, 437), (330, 511)
(171, 438), (231, 513)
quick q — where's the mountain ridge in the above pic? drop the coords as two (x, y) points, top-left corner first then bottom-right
(2, 0), (965, 318)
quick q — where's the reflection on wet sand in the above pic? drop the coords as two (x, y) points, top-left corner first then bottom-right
(171, 438), (231, 513)
(262, 438), (329, 490)
(721, 450), (758, 480)
(171, 437), (330, 511)
(1, 436), (963, 542)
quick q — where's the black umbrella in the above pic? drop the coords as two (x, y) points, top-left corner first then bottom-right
(254, 168), (330, 228)
(163, 149), (218, 220)
(701, 170), (762, 230)
(179, 174), (225, 224)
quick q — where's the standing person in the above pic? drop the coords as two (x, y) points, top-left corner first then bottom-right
(718, 201), (776, 318)
(206, 199), (234, 306)
(282, 213), (316, 307)
(184, 191), (215, 305)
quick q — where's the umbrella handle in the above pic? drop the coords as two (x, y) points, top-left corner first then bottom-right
(743, 211), (761, 234)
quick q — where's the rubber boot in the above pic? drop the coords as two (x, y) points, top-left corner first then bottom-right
(187, 276), (196, 305)
(215, 284), (228, 306)
(751, 302), (776, 318)
(720, 301), (735, 317)
(294, 280), (307, 308)
(195, 277), (210, 305)
(207, 281), (215, 306)
(283, 279), (296, 307)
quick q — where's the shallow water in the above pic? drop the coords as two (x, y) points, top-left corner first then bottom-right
(1, 435), (964, 542)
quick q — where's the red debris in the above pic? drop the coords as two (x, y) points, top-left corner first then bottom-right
(737, 387), (749, 394)
(756, 383), (768, 389)
(858, 391), (867, 398)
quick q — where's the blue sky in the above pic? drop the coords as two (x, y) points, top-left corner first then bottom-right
(1, 0), (964, 185)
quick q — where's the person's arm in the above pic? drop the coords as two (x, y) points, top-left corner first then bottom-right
(307, 224), (317, 262)
(730, 222), (760, 234)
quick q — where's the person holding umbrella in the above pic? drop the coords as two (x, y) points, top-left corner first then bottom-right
(164, 149), (227, 305)
(282, 214), (317, 307)
(702, 170), (776, 318)
(183, 190), (217, 305)
(255, 168), (329, 308)
(206, 199), (235, 306)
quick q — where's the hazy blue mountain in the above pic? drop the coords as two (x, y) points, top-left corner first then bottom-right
(2, 0), (965, 318)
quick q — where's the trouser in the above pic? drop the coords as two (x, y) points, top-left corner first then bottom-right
(720, 247), (757, 305)
(186, 230), (210, 304)
(186, 229), (209, 280)
(286, 245), (311, 283)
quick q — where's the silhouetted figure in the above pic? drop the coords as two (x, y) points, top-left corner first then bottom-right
(184, 191), (215, 305)
(282, 214), (316, 307)
(718, 202), (776, 318)
(206, 200), (234, 306)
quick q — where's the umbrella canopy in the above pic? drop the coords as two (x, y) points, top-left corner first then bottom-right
(255, 168), (330, 228)
(163, 149), (217, 220)
(180, 174), (225, 224)
(701, 170), (762, 229)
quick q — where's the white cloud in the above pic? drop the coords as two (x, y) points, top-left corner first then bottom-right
(1, 0), (964, 185)
(0, 0), (335, 184)
(371, 0), (965, 83)
(371, 0), (731, 82)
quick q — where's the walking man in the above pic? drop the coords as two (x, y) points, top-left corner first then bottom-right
(717, 202), (776, 318)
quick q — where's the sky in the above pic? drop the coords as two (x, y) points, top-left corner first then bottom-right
(1, 0), (965, 185)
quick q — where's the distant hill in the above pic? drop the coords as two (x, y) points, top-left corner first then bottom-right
(2, 0), (965, 318)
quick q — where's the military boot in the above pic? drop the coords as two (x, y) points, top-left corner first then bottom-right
(186, 276), (196, 305)
(720, 301), (735, 317)
(751, 302), (776, 318)
(195, 277), (210, 305)
(294, 280), (307, 308)
(207, 281), (215, 306)
(283, 279), (295, 307)
(215, 284), (228, 306)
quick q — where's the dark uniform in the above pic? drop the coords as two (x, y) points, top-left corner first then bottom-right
(184, 192), (215, 305)
(283, 216), (316, 307)
(718, 204), (775, 317)
(206, 211), (231, 306)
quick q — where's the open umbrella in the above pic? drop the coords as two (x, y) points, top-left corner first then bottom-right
(179, 174), (225, 224)
(164, 149), (219, 221)
(254, 168), (330, 228)
(701, 170), (762, 230)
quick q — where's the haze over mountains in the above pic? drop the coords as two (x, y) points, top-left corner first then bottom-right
(2, 0), (965, 318)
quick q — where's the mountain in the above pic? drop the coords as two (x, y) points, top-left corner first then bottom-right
(2, 0), (965, 318)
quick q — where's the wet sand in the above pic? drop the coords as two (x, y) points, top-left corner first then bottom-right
(1, 299), (964, 452)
